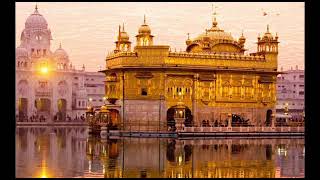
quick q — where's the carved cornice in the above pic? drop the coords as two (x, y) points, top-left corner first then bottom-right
(135, 72), (154, 79)
(199, 74), (216, 81)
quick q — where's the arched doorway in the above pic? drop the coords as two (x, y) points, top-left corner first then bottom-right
(57, 99), (67, 121)
(35, 98), (51, 122)
(167, 105), (193, 131)
(184, 108), (193, 127)
(167, 108), (176, 131)
(109, 109), (120, 129)
(265, 109), (272, 126)
(18, 98), (28, 122)
(231, 114), (250, 127)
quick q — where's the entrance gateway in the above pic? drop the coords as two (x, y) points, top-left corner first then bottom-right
(167, 105), (193, 131)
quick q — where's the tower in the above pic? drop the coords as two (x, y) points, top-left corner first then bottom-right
(257, 25), (279, 69)
(136, 15), (154, 46)
(20, 4), (53, 58)
(114, 24), (131, 53)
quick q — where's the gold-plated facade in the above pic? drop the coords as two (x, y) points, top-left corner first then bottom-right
(101, 13), (279, 130)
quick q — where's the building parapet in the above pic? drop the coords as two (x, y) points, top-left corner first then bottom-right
(168, 52), (265, 61)
(105, 50), (278, 70)
(106, 51), (138, 60)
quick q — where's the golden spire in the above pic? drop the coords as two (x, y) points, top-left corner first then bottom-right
(241, 30), (244, 37)
(267, 24), (270, 33)
(144, 14), (146, 24)
(187, 33), (190, 40)
(122, 23), (125, 32)
(59, 42), (62, 49)
(118, 24), (121, 42)
(212, 3), (218, 27)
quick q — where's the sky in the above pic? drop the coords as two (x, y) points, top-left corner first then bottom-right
(15, 2), (304, 72)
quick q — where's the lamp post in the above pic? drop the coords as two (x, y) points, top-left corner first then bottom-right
(159, 93), (164, 132)
(103, 96), (107, 105)
(89, 98), (93, 106)
(175, 92), (185, 132)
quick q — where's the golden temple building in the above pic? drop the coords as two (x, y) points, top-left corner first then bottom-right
(101, 11), (280, 131)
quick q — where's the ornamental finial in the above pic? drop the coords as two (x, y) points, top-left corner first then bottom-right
(59, 42), (62, 49)
(122, 23), (125, 31)
(34, 3), (39, 13)
(212, 4), (218, 27)
(187, 33), (190, 39)
(144, 14), (146, 24)
(267, 24), (270, 33)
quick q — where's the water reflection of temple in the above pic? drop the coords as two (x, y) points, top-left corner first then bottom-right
(16, 129), (304, 178)
(83, 137), (304, 178)
(16, 127), (87, 178)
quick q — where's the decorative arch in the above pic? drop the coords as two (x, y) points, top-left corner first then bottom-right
(186, 43), (201, 53)
(265, 109), (272, 126)
(57, 99), (67, 121)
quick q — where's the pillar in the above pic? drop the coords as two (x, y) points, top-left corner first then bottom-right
(228, 113), (232, 128)
(271, 113), (275, 128)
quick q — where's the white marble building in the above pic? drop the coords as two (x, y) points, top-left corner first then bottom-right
(16, 6), (105, 122)
(276, 66), (304, 118)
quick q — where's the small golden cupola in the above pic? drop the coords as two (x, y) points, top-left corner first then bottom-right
(238, 30), (246, 48)
(114, 24), (131, 53)
(186, 33), (192, 46)
(257, 25), (279, 54)
(136, 15), (154, 46)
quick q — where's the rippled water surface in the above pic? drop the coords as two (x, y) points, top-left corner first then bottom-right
(16, 127), (304, 178)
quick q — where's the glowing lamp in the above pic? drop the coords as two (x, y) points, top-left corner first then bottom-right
(40, 67), (48, 74)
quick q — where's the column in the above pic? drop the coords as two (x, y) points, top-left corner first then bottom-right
(228, 113), (232, 128)
(271, 113), (275, 128)
(193, 74), (198, 126)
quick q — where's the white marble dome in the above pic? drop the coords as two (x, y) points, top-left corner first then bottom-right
(25, 7), (48, 30)
(54, 45), (69, 61)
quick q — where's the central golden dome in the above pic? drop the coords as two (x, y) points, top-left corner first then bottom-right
(186, 16), (244, 54)
(193, 18), (234, 42)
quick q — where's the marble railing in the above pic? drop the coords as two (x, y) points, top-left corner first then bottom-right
(183, 126), (305, 133)
(168, 52), (265, 61)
